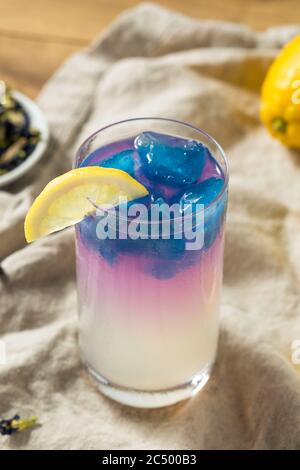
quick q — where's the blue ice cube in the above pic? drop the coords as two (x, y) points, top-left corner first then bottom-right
(151, 194), (165, 205)
(98, 239), (118, 265)
(99, 149), (135, 176)
(118, 192), (150, 213)
(114, 238), (145, 255)
(149, 192), (179, 224)
(115, 236), (185, 260)
(147, 260), (178, 280)
(77, 215), (99, 252)
(146, 242), (202, 280)
(134, 132), (206, 187)
(196, 193), (226, 249)
(78, 215), (118, 264)
(206, 194), (227, 247)
(179, 178), (226, 249)
(143, 239), (186, 279)
(150, 238), (186, 260)
(99, 149), (151, 208)
(179, 177), (224, 212)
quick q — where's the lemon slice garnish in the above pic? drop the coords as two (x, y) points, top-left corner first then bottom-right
(25, 167), (148, 242)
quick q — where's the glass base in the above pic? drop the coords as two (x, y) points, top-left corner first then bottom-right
(85, 361), (213, 409)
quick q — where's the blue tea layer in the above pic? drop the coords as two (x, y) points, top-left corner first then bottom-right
(135, 132), (206, 187)
(78, 131), (227, 279)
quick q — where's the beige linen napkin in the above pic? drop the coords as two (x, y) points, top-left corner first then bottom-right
(1, 3), (300, 450)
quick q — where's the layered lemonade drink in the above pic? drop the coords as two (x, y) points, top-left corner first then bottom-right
(75, 119), (228, 408)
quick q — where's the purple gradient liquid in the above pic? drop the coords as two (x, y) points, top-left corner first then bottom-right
(75, 131), (227, 404)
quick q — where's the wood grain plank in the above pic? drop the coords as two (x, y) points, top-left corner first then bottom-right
(0, 0), (299, 97)
(0, 34), (79, 97)
(0, 0), (299, 42)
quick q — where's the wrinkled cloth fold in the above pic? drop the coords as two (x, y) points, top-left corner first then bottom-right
(1, 3), (300, 450)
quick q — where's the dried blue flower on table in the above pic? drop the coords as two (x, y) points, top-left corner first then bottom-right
(0, 80), (41, 175)
(0, 414), (38, 435)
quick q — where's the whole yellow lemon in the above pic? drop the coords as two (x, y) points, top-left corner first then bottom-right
(260, 34), (300, 148)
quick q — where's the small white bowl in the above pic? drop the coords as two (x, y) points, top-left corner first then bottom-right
(0, 90), (49, 188)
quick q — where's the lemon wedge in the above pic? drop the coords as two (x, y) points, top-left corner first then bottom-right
(24, 167), (148, 242)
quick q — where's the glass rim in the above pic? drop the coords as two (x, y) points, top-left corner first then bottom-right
(75, 117), (229, 222)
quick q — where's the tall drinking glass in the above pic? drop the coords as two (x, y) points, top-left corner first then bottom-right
(75, 118), (228, 408)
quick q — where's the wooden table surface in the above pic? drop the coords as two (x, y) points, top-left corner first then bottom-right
(0, 0), (299, 98)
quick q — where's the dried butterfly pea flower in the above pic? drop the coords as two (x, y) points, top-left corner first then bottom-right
(0, 137), (27, 165)
(0, 80), (15, 110)
(0, 414), (38, 435)
(0, 81), (41, 174)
